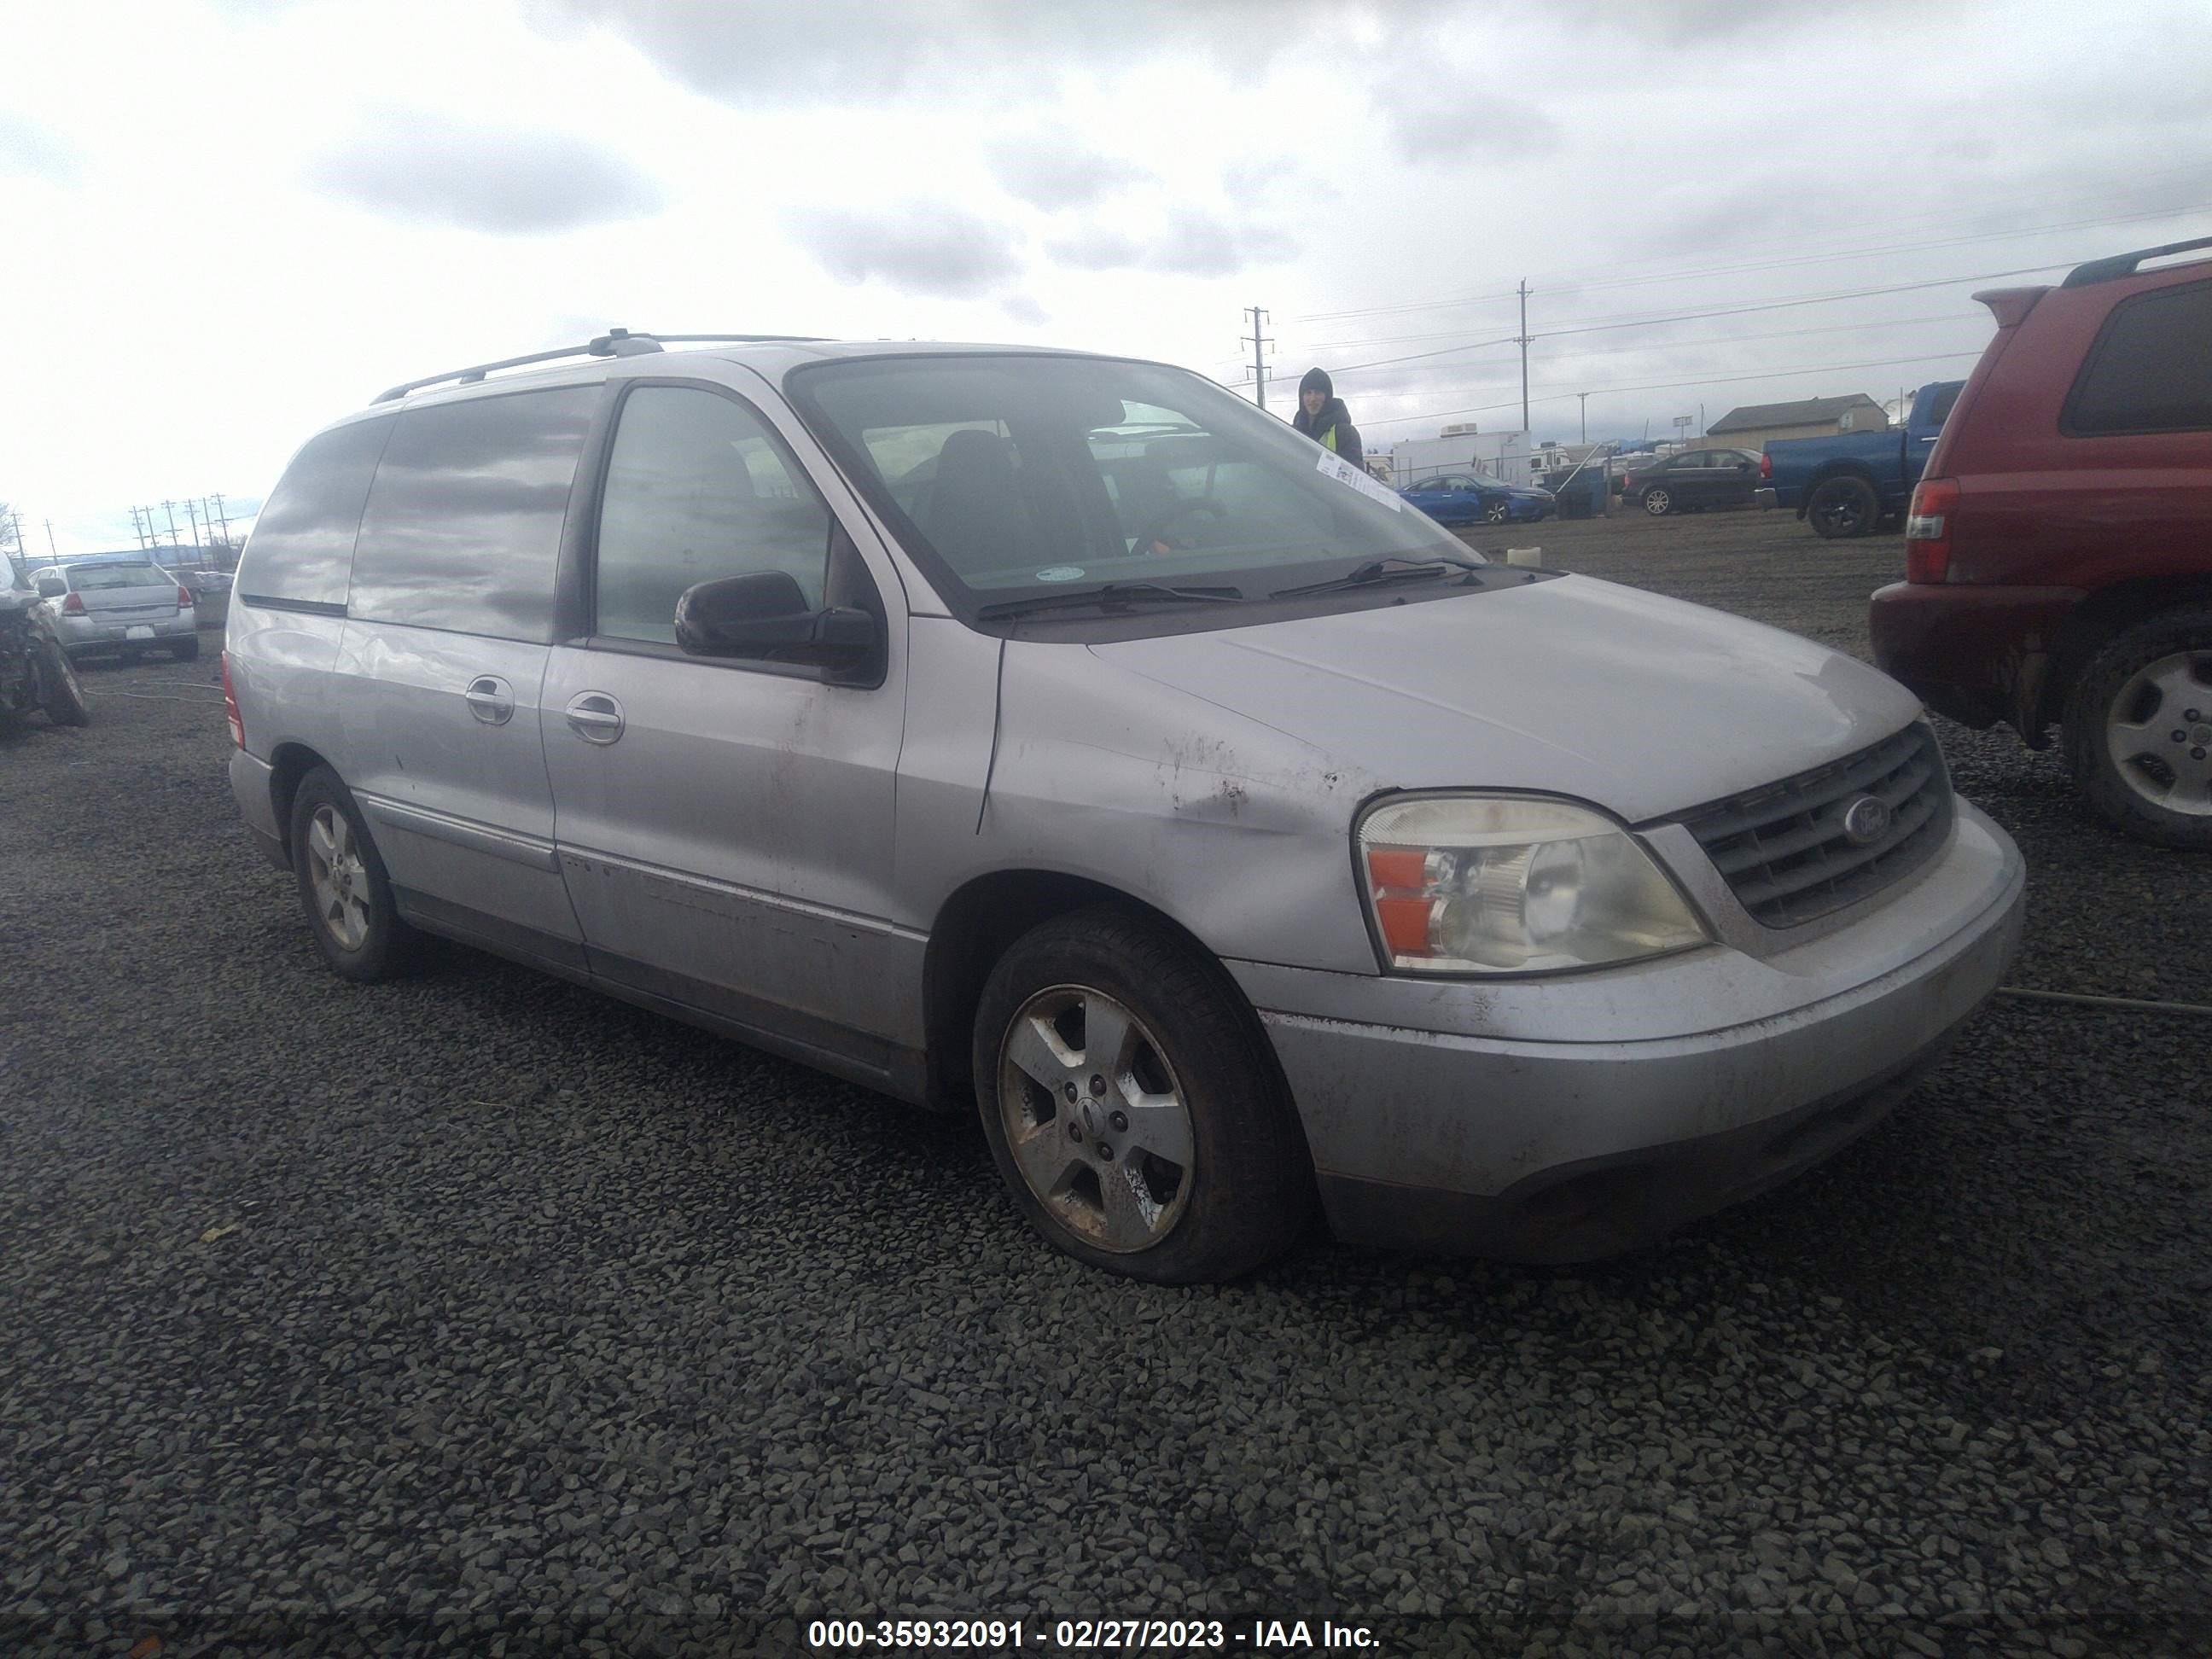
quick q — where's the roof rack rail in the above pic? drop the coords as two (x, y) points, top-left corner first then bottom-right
(2061, 235), (2212, 289)
(370, 329), (830, 405)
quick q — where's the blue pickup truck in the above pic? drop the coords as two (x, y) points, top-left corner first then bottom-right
(1755, 381), (1963, 538)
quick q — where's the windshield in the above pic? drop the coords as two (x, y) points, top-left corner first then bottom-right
(69, 564), (170, 590)
(789, 355), (1465, 617)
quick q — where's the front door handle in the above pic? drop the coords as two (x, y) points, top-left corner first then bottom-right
(565, 690), (625, 745)
(463, 674), (515, 726)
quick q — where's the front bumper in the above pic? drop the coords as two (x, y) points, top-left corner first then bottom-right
(1231, 801), (2025, 1262)
(1869, 579), (2085, 738)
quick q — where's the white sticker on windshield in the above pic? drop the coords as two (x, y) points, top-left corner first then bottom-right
(1316, 449), (1404, 510)
(1034, 565), (1086, 583)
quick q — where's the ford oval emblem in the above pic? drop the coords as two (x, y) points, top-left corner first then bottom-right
(1841, 795), (1893, 846)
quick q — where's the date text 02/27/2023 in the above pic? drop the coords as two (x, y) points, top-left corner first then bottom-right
(806, 1616), (1383, 1650)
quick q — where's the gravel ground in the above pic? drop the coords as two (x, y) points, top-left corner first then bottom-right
(3, 520), (2209, 1658)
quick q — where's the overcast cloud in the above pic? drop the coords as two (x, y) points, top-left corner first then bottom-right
(986, 127), (1152, 212)
(1, 0), (2209, 552)
(1048, 209), (1297, 280)
(783, 201), (1026, 299)
(307, 109), (666, 234)
(524, 0), (1312, 106)
(0, 113), (82, 183)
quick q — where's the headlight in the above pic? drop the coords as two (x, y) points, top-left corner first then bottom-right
(1358, 795), (1708, 975)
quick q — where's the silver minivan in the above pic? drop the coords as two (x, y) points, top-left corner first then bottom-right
(224, 333), (2025, 1282)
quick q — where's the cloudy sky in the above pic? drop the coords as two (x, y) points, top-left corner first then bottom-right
(2, 0), (2208, 554)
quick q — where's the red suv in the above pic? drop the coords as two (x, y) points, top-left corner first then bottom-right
(1870, 235), (2212, 849)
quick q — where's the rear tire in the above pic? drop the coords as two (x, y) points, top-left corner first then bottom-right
(972, 905), (1313, 1283)
(1807, 474), (1879, 539)
(1641, 487), (1673, 516)
(2061, 608), (2212, 850)
(288, 765), (426, 981)
(37, 636), (90, 727)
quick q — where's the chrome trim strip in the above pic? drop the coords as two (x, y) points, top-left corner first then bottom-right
(357, 795), (561, 873)
(556, 843), (924, 942)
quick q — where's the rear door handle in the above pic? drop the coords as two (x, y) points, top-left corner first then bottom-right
(565, 690), (625, 745)
(463, 674), (515, 726)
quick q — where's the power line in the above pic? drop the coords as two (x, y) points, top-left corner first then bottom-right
(1313, 260), (2069, 379)
(1362, 348), (1989, 433)
(1293, 189), (2212, 326)
(1330, 311), (1984, 384)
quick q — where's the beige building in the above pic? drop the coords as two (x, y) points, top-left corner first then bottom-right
(1705, 393), (1889, 451)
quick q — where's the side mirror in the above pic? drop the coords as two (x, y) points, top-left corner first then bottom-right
(673, 569), (881, 681)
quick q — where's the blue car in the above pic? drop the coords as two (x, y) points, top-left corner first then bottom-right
(1400, 472), (1554, 526)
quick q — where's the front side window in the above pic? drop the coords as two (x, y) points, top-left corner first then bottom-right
(348, 386), (597, 643)
(594, 386), (834, 643)
(788, 354), (1458, 619)
(2064, 279), (2212, 436)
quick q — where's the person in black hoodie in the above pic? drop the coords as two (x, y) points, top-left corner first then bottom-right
(1292, 367), (1363, 470)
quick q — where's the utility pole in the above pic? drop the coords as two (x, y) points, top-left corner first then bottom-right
(1516, 278), (1531, 439)
(128, 506), (144, 549)
(44, 518), (56, 556)
(1241, 305), (1273, 411)
(1578, 393), (1589, 444)
(161, 498), (181, 546)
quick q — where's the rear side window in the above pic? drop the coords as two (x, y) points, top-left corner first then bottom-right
(2064, 279), (2212, 436)
(1922, 383), (1960, 428)
(348, 386), (597, 642)
(239, 416), (393, 609)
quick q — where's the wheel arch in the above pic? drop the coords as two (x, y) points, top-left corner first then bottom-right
(266, 741), (338, 864)
(2039, 576), (2212, 736)
(920, 867), (1278, 1115)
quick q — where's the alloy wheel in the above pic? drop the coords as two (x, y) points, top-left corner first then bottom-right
(996, 985), (1196, 1254)
(2104, 649), (2212, 816)
(306, 804), (375, 949)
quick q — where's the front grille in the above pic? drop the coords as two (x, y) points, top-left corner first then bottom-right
(1674, 724), (1953, 928)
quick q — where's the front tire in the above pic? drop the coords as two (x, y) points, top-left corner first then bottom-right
(37, 636), (90, 726)
(288, 766), (425, 980)
(1807, 474), (1879, 538)
(1641, 487), (1672, 516)
(1482, 498), (1511, 524)
(2062, 608), (2212, 850)
(972, 906), (1313, 1283)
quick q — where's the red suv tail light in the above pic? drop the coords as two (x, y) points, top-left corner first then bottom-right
(221, 651), (244, 748)
(178, 585), (195, 607)
(61, 591), (85, 614)
(1905, 477), (1959, 583)
(1759, 451), (1773, 480)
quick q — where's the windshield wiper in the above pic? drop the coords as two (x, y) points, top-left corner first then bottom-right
(975, 581), (1244, 620)
(1270, 555), (1484, 599)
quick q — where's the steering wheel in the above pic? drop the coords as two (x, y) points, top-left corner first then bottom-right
(1138, 499), (1228, 555)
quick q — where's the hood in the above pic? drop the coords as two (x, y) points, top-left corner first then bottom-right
(1088, 573), (1923, 824)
